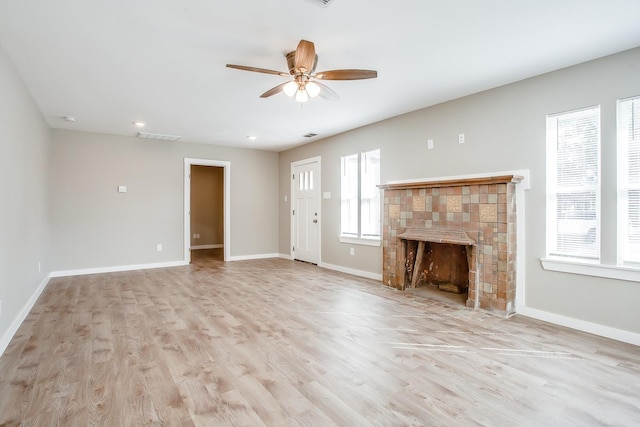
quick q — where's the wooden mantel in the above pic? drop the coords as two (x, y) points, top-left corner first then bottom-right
(378, 175), (523, 190)
(398, 228), (476, 246)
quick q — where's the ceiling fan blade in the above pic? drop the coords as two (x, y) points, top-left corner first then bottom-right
(315, 69), (378, 80)
(294, 40), (316, 73)
(226, 64), (289, 77)
(260, 82), (290, 98)
(314, 81), (339, 101)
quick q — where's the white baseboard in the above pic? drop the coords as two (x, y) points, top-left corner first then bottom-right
(227, 253), (281, 262)
(0, 274), (50, 357)
(50, 260), (189, 278)
(279, 255), (381, 280)
(318, 261), (382, 281)
(191, 244), (223, 250)
(517, 306), (640, 347)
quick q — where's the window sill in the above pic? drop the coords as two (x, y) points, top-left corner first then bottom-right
(339, 236), (382, 247)
(540, 258), (640, 283)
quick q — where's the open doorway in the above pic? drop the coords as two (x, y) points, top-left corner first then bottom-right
(190, 165), (224, 260)
(184, 158), (231, 263)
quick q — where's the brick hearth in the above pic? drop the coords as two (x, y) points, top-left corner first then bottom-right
(379, 175), (523, 316)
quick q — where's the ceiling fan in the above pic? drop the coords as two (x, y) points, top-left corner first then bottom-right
(226, 40), (377, 103)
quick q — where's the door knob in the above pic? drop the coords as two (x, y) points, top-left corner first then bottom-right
(313, 219), (318, 223)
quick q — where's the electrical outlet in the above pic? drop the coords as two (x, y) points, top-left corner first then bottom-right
(156, 244), (163, 252)
(350, 247), (355, 256)
(458, 133), (465, 144)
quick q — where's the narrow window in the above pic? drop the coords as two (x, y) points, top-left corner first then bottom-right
(617, 96), (640, 265)
(341, 149), (381, 239)
(546, 106), (601, 261)
(340, 153), (359, 236)
(360, 149), (381, 238)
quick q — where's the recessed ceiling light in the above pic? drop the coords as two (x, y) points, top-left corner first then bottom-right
(63, 116), (76, 122)
(247, 136), (257, 140)
(133, 121), (146, 127)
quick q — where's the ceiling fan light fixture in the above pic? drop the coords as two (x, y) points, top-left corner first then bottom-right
(306, 81), (321, 98)
(296, 88), (309, 103)
(283, 81), (298, 97)
(226, 39), (377, 103)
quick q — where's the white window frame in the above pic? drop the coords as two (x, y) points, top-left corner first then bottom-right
(617, 95), (640, 267)
(340, 148), (381, 246)
(542, 99), (640, 282)
(545, 105), (601, 263)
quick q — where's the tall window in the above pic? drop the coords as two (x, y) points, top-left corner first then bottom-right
(341, 153), (359, 236)
(546, 106), (601, 262)
(341, 149), (381, 239)
(618, 96), (640, 265)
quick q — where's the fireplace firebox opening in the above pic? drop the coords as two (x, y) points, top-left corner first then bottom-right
(405, 241), (470, 295)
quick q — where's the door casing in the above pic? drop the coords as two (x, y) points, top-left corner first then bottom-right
(184, 158), (231, 263)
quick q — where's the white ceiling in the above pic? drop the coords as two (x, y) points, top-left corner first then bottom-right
(1, 0), (640, 152)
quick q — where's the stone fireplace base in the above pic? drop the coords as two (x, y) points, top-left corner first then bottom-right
(379, 175), (522, 317)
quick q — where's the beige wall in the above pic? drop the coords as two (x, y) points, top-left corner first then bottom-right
(50, 130), (279, 270)
(0, 44), (51, 346)
(191, 165), (224, 247)
(279, 47), (640, 334)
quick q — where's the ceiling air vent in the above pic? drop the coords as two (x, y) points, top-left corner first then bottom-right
(303, 132), (318, 138)
(137, 131), (181, 142)
(305, 0), (336, 8)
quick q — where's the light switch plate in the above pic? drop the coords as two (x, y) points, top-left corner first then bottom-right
(118, 185), (127, 193)
(323, 192), (331, 199)
(427, 139), (434, 149)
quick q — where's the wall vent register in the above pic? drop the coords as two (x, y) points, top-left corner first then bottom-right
(137, 131), (181, 142)
(305, 0), (336, 8)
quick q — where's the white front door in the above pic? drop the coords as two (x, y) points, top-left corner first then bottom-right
(292, 159), (320, 264)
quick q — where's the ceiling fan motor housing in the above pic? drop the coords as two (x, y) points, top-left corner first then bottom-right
(286, 51), (318, 76)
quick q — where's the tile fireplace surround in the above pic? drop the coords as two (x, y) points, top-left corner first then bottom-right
(379, 175), (523, 317)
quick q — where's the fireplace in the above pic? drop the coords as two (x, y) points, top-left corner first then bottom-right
(379, 175), (523, 316)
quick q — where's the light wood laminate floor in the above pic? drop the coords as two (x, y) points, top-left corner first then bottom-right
(1, 249), (639, 426)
